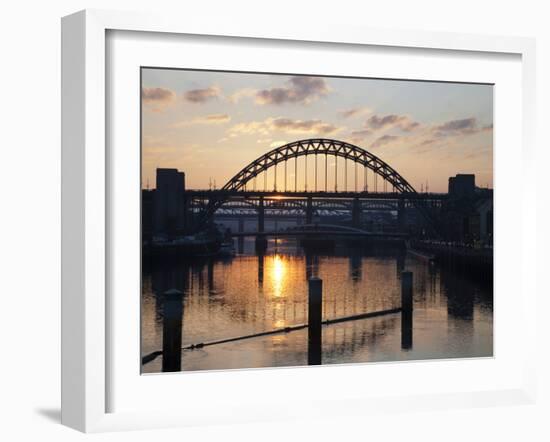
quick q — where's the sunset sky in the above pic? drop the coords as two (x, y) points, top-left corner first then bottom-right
(142, 68), (493, 193)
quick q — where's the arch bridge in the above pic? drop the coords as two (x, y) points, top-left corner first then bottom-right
(186, 138), (444, 235)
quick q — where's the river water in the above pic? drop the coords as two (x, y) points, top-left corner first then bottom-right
(141, 230), (493, 373)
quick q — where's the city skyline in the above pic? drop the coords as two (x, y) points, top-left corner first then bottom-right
(142, 68), (493, 193)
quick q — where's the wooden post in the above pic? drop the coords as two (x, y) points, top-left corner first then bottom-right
(401, 271), (413, 350)
(257, 253), (264, 286)
(162, 289), (184, 372)
(308, 277), (323, 365)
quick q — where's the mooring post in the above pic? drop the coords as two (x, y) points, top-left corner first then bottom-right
(401, 271), (413, 350)
(257, 253), (265, 286)
(308, 277), (323, 365)
(162, 288), (184, 372)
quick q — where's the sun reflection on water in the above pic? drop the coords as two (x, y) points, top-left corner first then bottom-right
(269, 255), (287, 299)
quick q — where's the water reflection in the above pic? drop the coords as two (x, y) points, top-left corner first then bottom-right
(349, 253), (362, 282)
(269, 255), (287, 299)
(141, 238), (493, 373)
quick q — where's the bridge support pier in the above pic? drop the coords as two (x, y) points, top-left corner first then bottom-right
(306, 196), (313, 224)
(401, 271), (413, 350)
(352, 197), (361, 228)
(162, 289), (184, 372)
(398, 198), (405, 232)
(258, 196), (265, 233)
(255, 235), (268, 253)
(255, 197), (268, 252)
(238, 219), (245, 254)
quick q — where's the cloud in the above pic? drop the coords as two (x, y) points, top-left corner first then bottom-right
(371, 134), (400, 148)
(434, 117), (476, 134)
(419, 138), (436, 146)
(255, 76), (330, 105)
(227, 117), (342, 138)
(366, 114), (420, 132)
(227, 88), (257, 103)
(346, 115), (493, 154)
(198, 113), (231, 123)
(141, 87), (176, 112)
(347, 113), (419, 143)
(339, 107), (371, 119)
(344, 115), (493, 155)
(349, 129), (373, 143)
(269, 140), (287, 148)
(177, 114), (231, 127)
(183, 85), (221, 103)
(271, 118), (340, 134)
(432, 117), (493, 138)
(228, 120), (270, 136)
(142, 87), (175, 103)
(256, 138), (272, 144)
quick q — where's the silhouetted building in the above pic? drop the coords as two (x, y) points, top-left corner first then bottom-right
(153, 168), (186, 238)
(142, 189), (155, 242)
(441, 174), (493, 243)
(476, 198), (493, 244)
(448, 174), (475, 197)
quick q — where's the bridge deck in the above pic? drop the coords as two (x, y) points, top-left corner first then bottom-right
(184, 189), (447, 200)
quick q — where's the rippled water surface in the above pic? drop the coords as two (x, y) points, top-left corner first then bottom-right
(141, 236), (493, 373)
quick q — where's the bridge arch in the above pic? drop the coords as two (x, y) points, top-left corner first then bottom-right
(222, 138), (417, 194)
(199, 138), (439, 235)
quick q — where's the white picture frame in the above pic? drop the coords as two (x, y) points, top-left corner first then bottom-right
(61, 9), (537, 433)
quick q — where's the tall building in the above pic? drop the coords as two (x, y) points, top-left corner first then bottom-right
(142, 189), (154, 242)
(153, 168), (186, 237)
(448, 174), (475, 197)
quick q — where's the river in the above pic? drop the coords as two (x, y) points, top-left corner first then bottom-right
(141, 230), (493, 373)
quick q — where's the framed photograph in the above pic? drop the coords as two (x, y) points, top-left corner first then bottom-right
(61, 9), (537, 432)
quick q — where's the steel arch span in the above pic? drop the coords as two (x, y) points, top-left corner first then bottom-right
(222, 138), (417, 194)
(199, 138), (439, 235)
